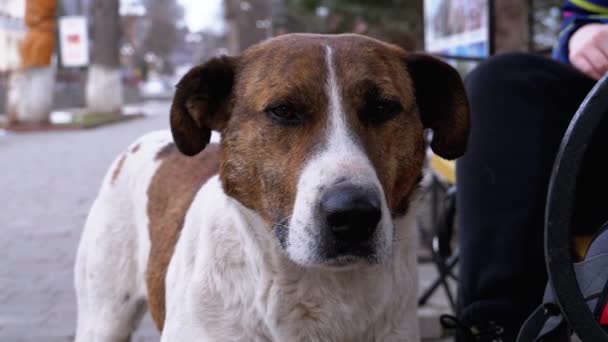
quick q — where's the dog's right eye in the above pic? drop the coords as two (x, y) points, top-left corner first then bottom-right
(360, 98), (403, 126)
(265, 104), (304, 126)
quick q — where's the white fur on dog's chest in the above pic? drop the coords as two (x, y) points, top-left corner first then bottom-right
(161, 177), (420, 341)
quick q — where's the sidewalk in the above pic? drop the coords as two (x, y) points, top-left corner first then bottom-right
(0, 103), (167, 342)
(0, 101), (452, 341)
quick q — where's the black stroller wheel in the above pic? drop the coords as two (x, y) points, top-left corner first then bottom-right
(545, 76), (608, 341)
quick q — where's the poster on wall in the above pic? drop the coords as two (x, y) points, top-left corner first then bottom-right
(58, 16), (90, 68)
(424, 0), (491, 59)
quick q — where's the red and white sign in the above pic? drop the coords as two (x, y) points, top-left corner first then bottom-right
(59, 16), (89, 67)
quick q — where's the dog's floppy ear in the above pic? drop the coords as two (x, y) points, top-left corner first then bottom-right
(170, 55), (237, 156)
(405, 53), (470, 160)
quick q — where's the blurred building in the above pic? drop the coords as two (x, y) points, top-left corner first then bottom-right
(0, 0), (25, 72)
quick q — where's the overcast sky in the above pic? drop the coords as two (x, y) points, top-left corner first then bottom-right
(177, 0), (226, 33)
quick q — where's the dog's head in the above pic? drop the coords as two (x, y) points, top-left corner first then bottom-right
(170, 34), (469, 268)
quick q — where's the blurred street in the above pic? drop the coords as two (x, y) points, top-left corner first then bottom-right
(0, 102), (170, 342)
(0, 100), (452, 341)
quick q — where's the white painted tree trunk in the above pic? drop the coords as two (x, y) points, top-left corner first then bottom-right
(6, 71), (22, 123)
(87, 0), (122, 115)
(9, 66), (55, 123)
(85, 65), (123, 114)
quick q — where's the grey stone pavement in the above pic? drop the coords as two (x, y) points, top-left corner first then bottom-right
(0, 100), (453, 342)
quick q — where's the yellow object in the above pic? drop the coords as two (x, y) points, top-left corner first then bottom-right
(573, 234), (595, 261)
(430, 154), (456, 184)
(570, 0), (608, 14)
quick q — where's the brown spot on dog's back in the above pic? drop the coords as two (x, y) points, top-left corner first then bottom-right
(111, 154), (127, 185)
(130, 143), (141, 153)
(155, 142), (177, 160)
(146, 144), (220, 331)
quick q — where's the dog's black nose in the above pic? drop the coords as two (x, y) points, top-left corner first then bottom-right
(321, 184), (381, 243)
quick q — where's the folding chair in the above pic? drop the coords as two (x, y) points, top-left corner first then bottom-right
(418, 153), (459, 312)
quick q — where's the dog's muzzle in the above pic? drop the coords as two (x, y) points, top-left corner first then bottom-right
(319, 183), (382, 261)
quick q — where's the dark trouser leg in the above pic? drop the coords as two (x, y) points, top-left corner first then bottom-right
(456, 52), (599, 339)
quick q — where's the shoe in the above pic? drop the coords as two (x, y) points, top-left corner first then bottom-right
(440, 314), (505, 342)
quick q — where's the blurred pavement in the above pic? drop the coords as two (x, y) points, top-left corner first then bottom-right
(0, 102), (167, 342)
(0, 100), (452, 341)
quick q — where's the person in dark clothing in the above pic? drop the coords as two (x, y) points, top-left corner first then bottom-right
(455, 1), (608, 340)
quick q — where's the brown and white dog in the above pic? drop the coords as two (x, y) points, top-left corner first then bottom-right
(74, 33), (469, 342)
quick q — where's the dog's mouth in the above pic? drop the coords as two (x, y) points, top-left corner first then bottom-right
(327, 254), (374, 266)
(322, 239), (376, 259)
(273, 212), (391, 268)
(324, 255), (364, 268)
(317, 251), (383, 270)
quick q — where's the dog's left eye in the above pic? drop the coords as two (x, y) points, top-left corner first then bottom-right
(265, 104), (303, 126)
(360, 98), (403, 125)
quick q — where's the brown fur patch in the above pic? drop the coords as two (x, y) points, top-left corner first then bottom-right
(146, 144), (220, 330)
(111, 154), (127, 185)
(219, 36), (331, 226)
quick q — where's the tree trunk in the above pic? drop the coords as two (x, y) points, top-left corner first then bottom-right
(86, 0), (122, 114)
(10, 0), (57, 124)
(493, 0), (530, 53)
(225, 0), (271, 54)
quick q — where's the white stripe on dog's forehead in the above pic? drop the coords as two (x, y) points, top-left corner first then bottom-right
(324, 45), (352, 151)
(285, 45), (391, 266)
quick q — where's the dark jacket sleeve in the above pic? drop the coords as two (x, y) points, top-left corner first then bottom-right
(553, 0), (608, 63)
